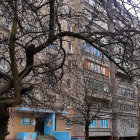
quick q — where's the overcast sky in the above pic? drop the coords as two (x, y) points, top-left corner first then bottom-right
(124, 0), (140, 18)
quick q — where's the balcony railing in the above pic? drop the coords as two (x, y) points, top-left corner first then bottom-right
(89, 127), (112, 137)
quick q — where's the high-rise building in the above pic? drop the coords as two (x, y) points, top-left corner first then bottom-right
(64, 1), (138, 140)
(0, 0), (139, 140)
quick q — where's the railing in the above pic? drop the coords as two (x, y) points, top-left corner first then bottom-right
(89, 127), (112, 132)
(89, 128), (112, 137)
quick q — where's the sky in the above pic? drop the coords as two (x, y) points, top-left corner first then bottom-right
(123, 0), (140, 18)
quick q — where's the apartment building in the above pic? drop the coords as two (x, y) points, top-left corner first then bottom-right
(65, 0), (138, 140)
(65, 1), (110, 140)
(112, 71), (138, 140)
(0, 0), (139, 140)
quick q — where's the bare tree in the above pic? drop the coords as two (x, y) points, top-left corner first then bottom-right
(43, 53), (111, 140)
(0, 0), (140, 139)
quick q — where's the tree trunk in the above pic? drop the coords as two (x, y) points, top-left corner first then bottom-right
(85, 122), (89, 140)
(137, 128), (140, 140)
(0, 105), (10, 140)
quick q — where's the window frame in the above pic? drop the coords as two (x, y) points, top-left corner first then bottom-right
(101, 119), (108, 128)
(21, 118), (32, 126)
(89, 120), (97, 128)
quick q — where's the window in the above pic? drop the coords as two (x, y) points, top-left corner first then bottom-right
(121, 119), (128, 128)
(88, 62), (94, 71)
(68, 7), (72, 16)
(98, 82), (104, 92)
(82, 42), (107, 59)
(50, 44), (56, 50)
(68, 42), (72, 53)
(101, 67), (105, 75)
(120, 77), (126, 83)
(92, 47), (94, 54)
(121, 119), (134, 129)
(94, 81), (99, 91)
(132, 106), (136, 114)
(104, 83), (109, 93)
(66, 120), (71, 129)
(0, 59), (7, 72)
(96, 65), (100, 73)
(46, 74), (56, 89)
(118, 103), (136, 114)
(21, 118), (32, 125)
(94, 64), (97, 71)
(103, 106), (109, 111)
(28, 24), (36, 31)
(128, 105), (131, 112)
(130, 91), (134, 99)
(89, 45), (92, 54)
(96, 103), (100, 110)
(104, 55), (109, 61)
(84, 9), (92, 20)
(116, 88), (121, 96)
(85, 60), (109, 77)
(66, 99), (71, 109)
(98, 51), (102, 57)
(96, 49), (98, 56)
(127, 90), (130, 98)
(3, 16), (10, 29)
(86, 44), (90, 53)
(67, 23), (72, 32)
(94, 20), (108, 30)
(118, 103), (121, 111)
(122, 104), (125, 111)
(86, 79), (109, 94)
(66, 95), (72, 109)
(130, 121), (135, 128)
(89, 0), (95, 5)
(0, 43), (8, 49)
(117, 87), (135, 99)
(89, 120), (97, 128)
(122, 88), (125, 96)
(101, 120), (108, 128)
(85, 0), (95, 6)
(54, 25), (58, 31)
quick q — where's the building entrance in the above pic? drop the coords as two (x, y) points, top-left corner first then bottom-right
(35, 117), (44, 135)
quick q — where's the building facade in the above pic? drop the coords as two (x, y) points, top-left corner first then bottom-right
(65, 0), (138, 140)
(0, 0), (139, 140)
(6, 107), (75, 139)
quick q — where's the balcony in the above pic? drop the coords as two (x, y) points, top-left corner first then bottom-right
(89, 128), (112, 137)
